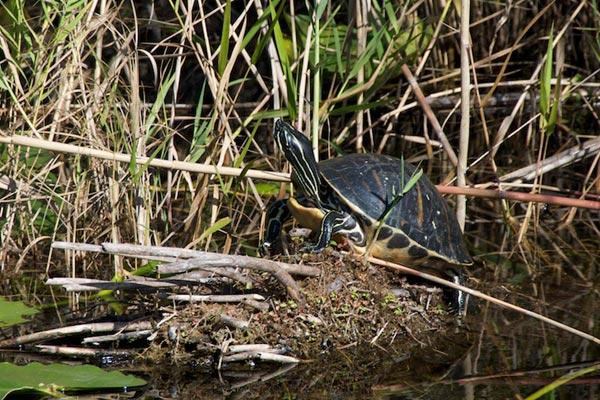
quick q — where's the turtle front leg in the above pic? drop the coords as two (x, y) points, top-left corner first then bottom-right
(307, 210), (362, 253)
(259, 199), (291, 256)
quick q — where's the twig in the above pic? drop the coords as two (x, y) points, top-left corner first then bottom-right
(0, 132), (288, 182)
(220, 314), (250, 330)
(51, 242), (320, 277)
(82, 330), (153, 344)
(158, 255), (304, 305)
(52, 241), (308, 304)
(438, 185), (600, 210)
(227, 344), (276, 353)
(457, 0), (471, 230)
(46, 277), (205, 291)
(400, 64), (458, 167)
(220, 351), (299, 364)
(167, 293), (265, 303)
(167, 267), (256, 286)
(242, 299), (270, 311)
(36, 345), (132, 357)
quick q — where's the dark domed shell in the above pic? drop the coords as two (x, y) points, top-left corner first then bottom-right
(319, 153), (471, 266)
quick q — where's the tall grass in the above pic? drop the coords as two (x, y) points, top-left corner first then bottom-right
(0, 0), (598, 284)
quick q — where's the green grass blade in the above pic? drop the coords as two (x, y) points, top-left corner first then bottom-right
(525, 363), (600, 400)
(540, 25), (554, 121)
(217, 0), (231, 76)
(269, 0), (297, 118)
(198, 217), (232, 243)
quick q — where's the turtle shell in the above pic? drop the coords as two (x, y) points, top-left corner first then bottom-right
(318, 153), (472, 267)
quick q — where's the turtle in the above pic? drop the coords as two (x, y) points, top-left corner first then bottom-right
(261, 120), (472, 308)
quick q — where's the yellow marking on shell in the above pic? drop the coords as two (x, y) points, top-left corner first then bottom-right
(359, 217), (460, 267)
(345, 236), (425, 267)
(415, 182), (424, 227)
(372, 169), (383, 193)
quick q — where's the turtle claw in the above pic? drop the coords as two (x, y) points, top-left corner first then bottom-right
(299, 241), (325, 254)
(299, 242), (315, 253)
(258, 241), (272, 257)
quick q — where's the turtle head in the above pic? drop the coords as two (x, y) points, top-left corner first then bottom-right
(274, 119), (321, 200)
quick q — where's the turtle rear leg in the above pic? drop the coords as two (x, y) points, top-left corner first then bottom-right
(444, 268), (468, 317)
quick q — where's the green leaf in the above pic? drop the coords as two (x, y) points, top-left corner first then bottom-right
(189, 80), (210, 163)
(198, 217), (232, 243)
(0, 362), (146, 398)
(314, 0), (328, 21)
(540, 25), (554, 121)
(131, 261), (160, 277)
(402, 165), (423, 196)
(254, 182), (283, 196)
(247, 0), (284, 64)
(383, 0), (400, 33)
(370, 159), (423, 246)
(145, 70), (176, 136)
(328, 99), (391, 115)
(0, 298), (38, 328)
(346, 29), (385, 80)
(524, 363), (600, 400)
(269, 0), (297, 118)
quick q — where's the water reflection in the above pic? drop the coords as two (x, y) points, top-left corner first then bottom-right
(372, 276), (600, 399)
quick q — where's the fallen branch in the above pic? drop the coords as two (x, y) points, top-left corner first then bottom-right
(82, 330), (154, 344)
(51, 242), (318, 305)
(46, 277), (208, 291)
(220, 314), (250, 330)
(0, 321), (154, 348)
(158, 255), (304, 305)
(167, 293), (265, 303)
(36, 345), (132, 358)
(220, 351), (299, 364)
(51, 241), (321, 277)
